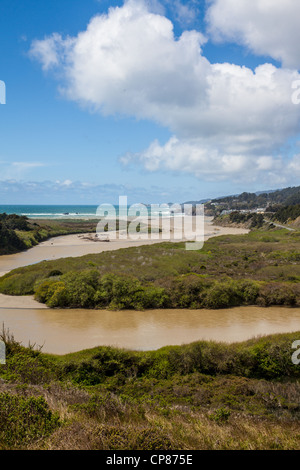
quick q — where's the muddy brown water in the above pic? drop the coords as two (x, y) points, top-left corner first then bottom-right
(0, 306), (300, 354)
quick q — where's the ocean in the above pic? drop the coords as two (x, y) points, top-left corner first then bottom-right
(0, 204), (180, 220)
(0, 205), (99, 220)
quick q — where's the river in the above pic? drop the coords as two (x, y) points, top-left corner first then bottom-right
(0, 306), (300, 354)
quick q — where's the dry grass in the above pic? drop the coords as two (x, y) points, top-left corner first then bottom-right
(33, 405), (300, 450)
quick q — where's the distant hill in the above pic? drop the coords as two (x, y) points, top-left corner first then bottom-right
(284, 190), (300, 206)
(205, 186), (300, 213)
(183, 198), (210, 205)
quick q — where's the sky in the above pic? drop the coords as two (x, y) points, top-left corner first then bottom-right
(1, 0), (300, 204)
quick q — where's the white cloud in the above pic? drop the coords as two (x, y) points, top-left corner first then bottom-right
(29, 0), (208, 120)
(206, 0), (300, 70)
(30, 33), (69, 70)
(123, 137), (300, 185)
(29, 0), (300, 183)
(61, 179), (73, 186)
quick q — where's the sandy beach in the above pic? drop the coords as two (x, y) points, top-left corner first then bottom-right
(0, 294), (48, 309)
(0, 217), (249, 309)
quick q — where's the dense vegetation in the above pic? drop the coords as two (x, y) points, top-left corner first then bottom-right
(285, 191), (300, 207)
(0, 213), (98, 255)
(0, 214), (30, 254)
(271, 204), (300, 225)
(1, 328), (300, 450)
(0, 213), (31, 231)
(0, 227), (299, 309)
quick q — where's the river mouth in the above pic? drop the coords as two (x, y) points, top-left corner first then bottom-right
(1, 305), (300, 354)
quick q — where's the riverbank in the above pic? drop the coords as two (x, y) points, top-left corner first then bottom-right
(0, 294), (48, 309)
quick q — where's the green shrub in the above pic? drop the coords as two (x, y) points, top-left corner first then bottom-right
(0, 271), (40, 295)
(34, 271), (169, 310)
(46, 282), (69, 308)
(0, 393), (60, 449)
(0, 219), (27, 255)
(209, 407), (231, 423)
(35, 270), (100, 308)
(257, 283), (297, 306)
(203, 281), (241, 308)
(47, 269), (63, 278)
(239, 280), (260, 304)
(34, 279), (62, 304)
(1, 346), (57, 384)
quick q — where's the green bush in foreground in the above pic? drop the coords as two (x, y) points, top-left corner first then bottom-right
(0, 393), (60, 449)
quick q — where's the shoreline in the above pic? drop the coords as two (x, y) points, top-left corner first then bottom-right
(0, 293), (48, 309)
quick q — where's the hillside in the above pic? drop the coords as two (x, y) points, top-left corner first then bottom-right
(0, 214), (31, 254)
(271, 204), (300, 226)
(204, 186), (300, 216)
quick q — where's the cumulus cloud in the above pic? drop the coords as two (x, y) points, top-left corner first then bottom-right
(29, 0), (300, 183)
(30, 0), (208, 120)
(122, 137), (300, 186)
(206, 0), (300, 70)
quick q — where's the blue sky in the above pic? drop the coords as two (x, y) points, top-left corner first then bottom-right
(1, 0), (300, 204)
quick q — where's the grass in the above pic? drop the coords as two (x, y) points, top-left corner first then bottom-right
(0, 328), (300, 449)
